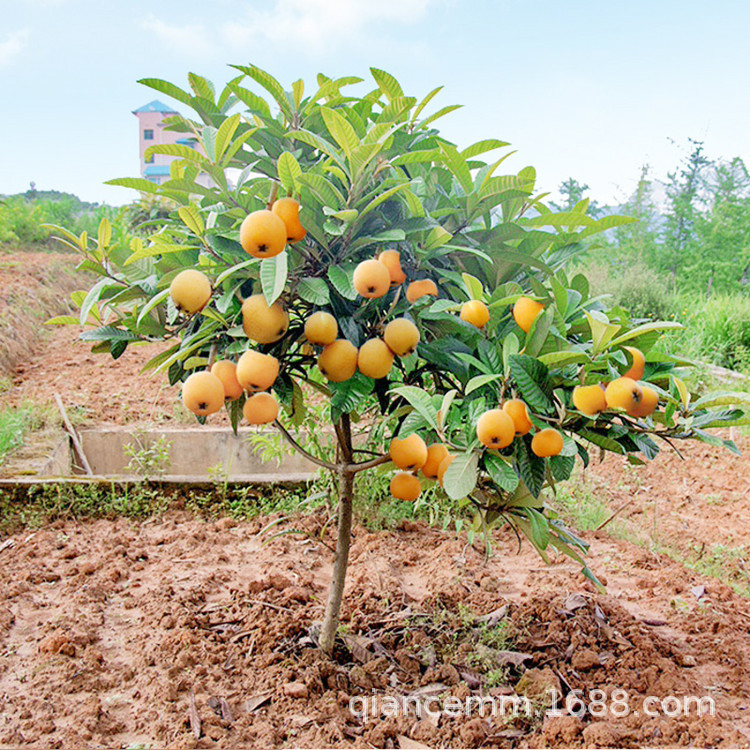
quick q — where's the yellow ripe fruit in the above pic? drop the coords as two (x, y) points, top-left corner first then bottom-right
(513, 296), (544, 333)
(304, 311), (338, 346)
(460, 299), (490, 328)
(271, 197), (306, 243)
(629, 385), (659, 418)
(169, 269), (212, 314)
(573, 384), (607, 417)
(605, 377), (643, 412)
(390, 472), (422, 502)
(422, 443), (450, 479)
(353, 259), (391, 299)
(239, 209), (287, 258)
(622, 346), (645, 381)
(241, 294), (288, 344)
(357, 338), (394, 379)
(389, 433), (428, 471)
(379, 249), (407, 286)
(181, 371), (225, 416)
(437, 454), (455, 487)
(318, 339), (358, 382)
(476, 409), (515, 449)
(502, 399), (533, 435)
(406, 279), (438, 304)
(531, 428), (564, 457)
(210, 360), (243, 401)
(383, 318), (420, 356)
(236, 350), (280, 392)
(243, 392), (279, 425)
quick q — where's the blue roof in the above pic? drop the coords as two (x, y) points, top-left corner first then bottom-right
(133, 100), (178, 114)
(144, 165), (171, 176)
(176, 138), (197, 146)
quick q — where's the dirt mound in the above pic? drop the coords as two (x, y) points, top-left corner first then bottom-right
(1, 511), (750, 748)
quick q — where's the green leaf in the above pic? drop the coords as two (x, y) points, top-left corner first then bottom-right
(144, 143), (208, 164)
(514, 440), (546, 497)
(691, 391), (750, 410)
(296, 277), (330, 305)
(418, 105), (462, 129)
(461, 139), (510, 159)
(579, 430), (625, 454)
(461, 273), (484, 300)
(357, 181), (413, 220)
(46, 315), (79, 326)
(422, 226), (453, 251)
(97, 218), (112, 249)
(321, 106), (359, 158)
(260, 252), (288, 305)
(79, 278), (109, 325)
(330, 373), (374, 421)
(214, 113), (242, 162)
(525, 211), (596, 228)
(104, 177), (158, 194)
(277, 151), (302, 193)
(509, 354), (553, 414)
(443, 451), (479, 500)
(466, 374), (504, 395)
(298, 173), (346, 208)
(524, 307), (554, 358)
(232, 64), (293, 120)
(585, 311), (621, 355)
(526, 508), (550, 550)
(370, 67), (404, 102)
(80, 325), (140, 343)
(136, 288), (170, 327)
(549, 454), (575, 481)
(538, 350), (589, 367)
(178, 205), (205, 236)
(215, 257), (258, 286)
(327, 265), (357, 300)
(137, 77), (193, 106)
(439, 142), (473, 194)
(608, 321), (683, 348)
(484, 453), (519, 493)
(389, 385), (439, 429)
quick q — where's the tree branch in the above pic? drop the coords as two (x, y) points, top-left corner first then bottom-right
(347, 453), (391, 474)
(274, 420), (337, 472)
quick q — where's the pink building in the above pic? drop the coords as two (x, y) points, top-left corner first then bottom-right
(132, 100), (199, 185)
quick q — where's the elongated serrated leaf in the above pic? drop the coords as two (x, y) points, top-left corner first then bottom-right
(443, 451), (478, 500)
(277, 151), (302, 193)
(484, 453), (519, 493)
(579, 430), (625, 454)
(260, 252), (288, 305)
(509, 355), (553, 414)
(296, 277), (330, 305)
(46, 315), (79, 326)
(215, 257), (258, 286)
(320, 106), (359, 158)
(144, 143), (208, 164)
(137, 77), (192, 106)
(136, 288), (170, 327)
(514, 440), (546, 497)
(608, 320), (683, 348)
(330, 373), (374, 421)
(97, 218), (112, 249)
(524, 307), (553, 358)
(538, 350), (588, 367)
(370, 67), (404, 102)
(214, 113), (241, 162)
(327, 265), (357, 300)
(178, 205), (205, 236)
(298, 172), (346, 208)
(233, 64), (293, 120)
(390, 386), (438, 429)
(549, 454), (575, 481)
(104, 177), (159, 194)
(691, 391), (750, 410)
(585, 311), (621, 355)
(466, 374), (504, 395)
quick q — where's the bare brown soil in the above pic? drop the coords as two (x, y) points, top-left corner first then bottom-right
(1, 511), (750, 749)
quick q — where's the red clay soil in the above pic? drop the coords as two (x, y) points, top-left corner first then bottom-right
(1, 510), (750, 749)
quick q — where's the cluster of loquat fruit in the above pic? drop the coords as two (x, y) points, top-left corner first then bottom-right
(167, 197), (660, 503)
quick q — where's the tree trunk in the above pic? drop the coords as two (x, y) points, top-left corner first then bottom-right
(319, 415), (355, 656)
(319, 468), (354, 655)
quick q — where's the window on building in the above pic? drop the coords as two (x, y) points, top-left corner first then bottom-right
(143, 129), (154, 140)
(145, 153), (154, 164)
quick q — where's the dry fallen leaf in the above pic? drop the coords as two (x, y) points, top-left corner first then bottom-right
(397, 735), (432, 748)
(244, 691), (273, 713)
(189, 690), (201, 740)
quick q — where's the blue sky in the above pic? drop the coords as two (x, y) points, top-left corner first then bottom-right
(2, 0), (749, 206)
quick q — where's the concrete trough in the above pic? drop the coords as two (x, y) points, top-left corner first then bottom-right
(36, 426), (324, 483)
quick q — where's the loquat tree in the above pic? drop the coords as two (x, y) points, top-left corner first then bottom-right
(50, 65), (750, 656)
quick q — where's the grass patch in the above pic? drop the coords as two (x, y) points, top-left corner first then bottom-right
(0, 404), (46, 467)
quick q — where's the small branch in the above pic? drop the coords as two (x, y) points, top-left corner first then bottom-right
(266, 182), (279, 210)
(348, 453), (391, 474)
(274, 420), (337, 472)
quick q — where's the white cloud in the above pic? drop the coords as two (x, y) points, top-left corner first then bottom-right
(0, 29), (29, 68)
(142, 17), (217, 57)
(222, 0), (434, 54)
